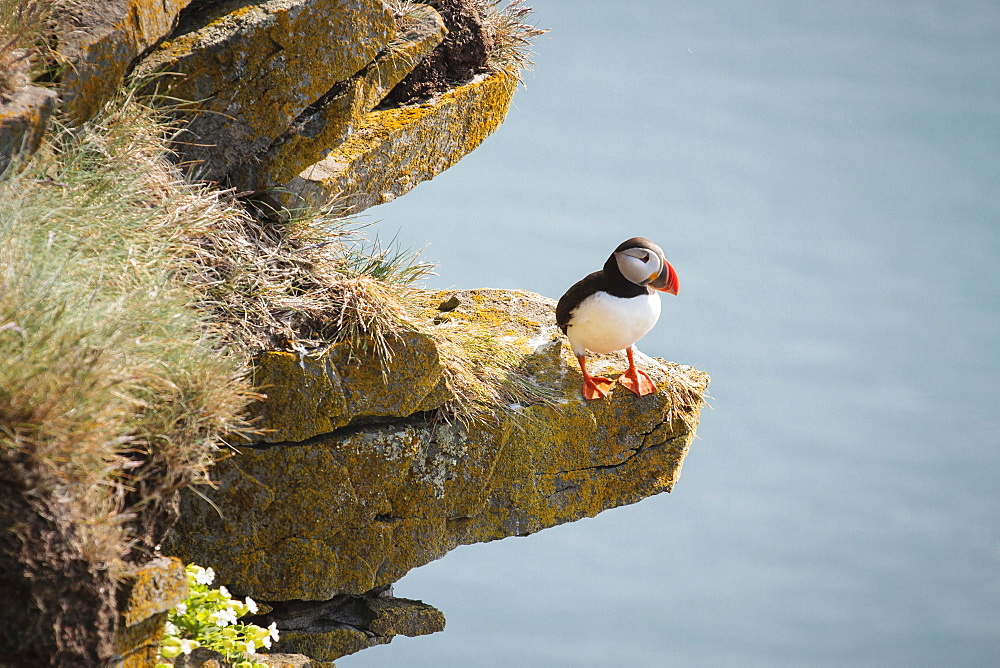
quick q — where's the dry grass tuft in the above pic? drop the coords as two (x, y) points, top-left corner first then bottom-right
(660, 365), (711, 434)
(321, 276), (424, 365)
(0, 85), (257, 571)
(184, 203), (556, 422)
(382, 0), (425, 21)
(180, 194), (436, 362)
(0, 0), (49, 100)
(432, 319), (561, 426)
(479, 0), (548, 80)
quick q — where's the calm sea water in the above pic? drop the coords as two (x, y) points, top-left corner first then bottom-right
(342, 2), (1000, 665)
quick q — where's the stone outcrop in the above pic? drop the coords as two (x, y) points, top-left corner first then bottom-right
(165, 289), (709, 660)
(0, 83), (58, 174)
(281, 70), (517, 214)
(112, 557), (187, 667)
(53, 0), (194, 124)
(137, 0), (397, 183)
(258, 587), (446, 661)
(14, 0), (519, 216)
(118, 0), (518, 214)
(229, 3), (448, 193)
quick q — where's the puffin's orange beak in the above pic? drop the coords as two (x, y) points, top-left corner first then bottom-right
(651, 260), (679, 295)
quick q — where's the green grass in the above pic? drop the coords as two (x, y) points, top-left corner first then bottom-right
(0, 87), (255, 569)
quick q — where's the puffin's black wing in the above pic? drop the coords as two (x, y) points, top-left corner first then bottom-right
(556, 270), (604, 334)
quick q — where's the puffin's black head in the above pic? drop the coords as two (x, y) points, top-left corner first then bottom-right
(605, 237), (679, 294)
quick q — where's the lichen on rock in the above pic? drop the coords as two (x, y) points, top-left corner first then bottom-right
(281, 69), (518, 213)
(249, 326), (450, 443)
(230, 2), (449, 193)
(136, 0), (397, 182)
(164, 289), (709, 659)
(112, 557), (188, 667)
(53, 0), (194, 125)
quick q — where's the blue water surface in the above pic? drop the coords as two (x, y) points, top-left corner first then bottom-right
(341, 2), (1000, 665)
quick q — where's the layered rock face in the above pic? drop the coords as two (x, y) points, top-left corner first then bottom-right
(283, 70), (517, 213)
(128, 0), (516, 210)
(4, 0), (516, 209)
(227, 3), (450, 194)
(165, 290), (709, 660)
(136, 0), (399, 183)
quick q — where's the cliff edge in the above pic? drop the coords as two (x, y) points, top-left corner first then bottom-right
(166, 289), (709, 660)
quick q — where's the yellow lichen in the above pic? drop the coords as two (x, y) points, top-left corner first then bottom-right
(134, 0), (397, 179)
(57, 0), (192, 124)
(240, 4), (447, 191)
(285, 71), (519, 213)
(165, 288), (709, 602)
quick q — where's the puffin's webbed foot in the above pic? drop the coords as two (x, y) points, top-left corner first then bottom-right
(617, 367), (657, 396)
(582, 375), (614, 401)
(576, 354), (614, 400)
(618, 347), (658, 396)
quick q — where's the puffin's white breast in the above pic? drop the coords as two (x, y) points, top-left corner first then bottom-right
(565, 291), (661, 356)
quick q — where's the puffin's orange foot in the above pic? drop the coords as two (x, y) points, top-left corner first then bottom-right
(582, 375), (614, 400)
(618, 367), (657, 396)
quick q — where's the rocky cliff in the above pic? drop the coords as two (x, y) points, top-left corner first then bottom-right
(165, 289), (709, 660)
(4, 0), (516, 211)
(1, 1), (709, 665)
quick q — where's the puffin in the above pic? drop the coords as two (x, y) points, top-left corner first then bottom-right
(556, 237), (679, 400)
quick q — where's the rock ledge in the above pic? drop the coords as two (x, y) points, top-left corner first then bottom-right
(165, 289), (709, 660)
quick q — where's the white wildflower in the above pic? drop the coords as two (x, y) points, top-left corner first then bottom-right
(179, 638), (200, 655)
(188, 564), (215, 586)
(260, 621), (280, 648)
(208, 608), (238, 627)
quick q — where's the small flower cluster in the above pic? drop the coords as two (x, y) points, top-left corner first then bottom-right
(156, 564), (279, 668)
